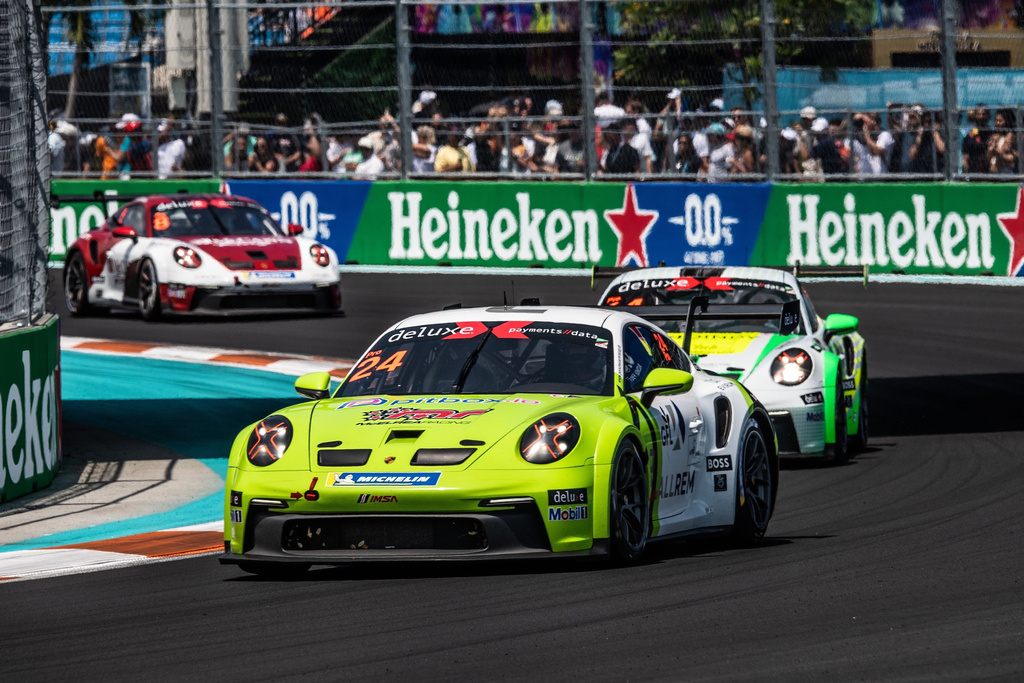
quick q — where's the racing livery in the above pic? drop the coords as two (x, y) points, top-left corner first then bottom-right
(220, 305), (778, 576)
(63, 194), (342, 319)
(597, 266), (868, 463)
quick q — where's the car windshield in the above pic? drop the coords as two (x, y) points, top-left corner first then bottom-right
(339, 320), (613, 397)
(602, 276), (801, 335)
(151, 198), (281, 238)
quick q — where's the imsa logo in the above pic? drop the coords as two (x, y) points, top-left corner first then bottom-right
(548, 505), (588, 522)
(358, 494), (398, 503)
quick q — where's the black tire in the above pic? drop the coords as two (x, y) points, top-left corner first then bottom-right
(63, 253), (93, 316)
(824, 370), (849, 465)
(732, 419), (775, 546)
(851, 363), (869, 453)
(138, 259), (162, 321)
(237, 561), (310, 579)
(609, 441), (649, 563)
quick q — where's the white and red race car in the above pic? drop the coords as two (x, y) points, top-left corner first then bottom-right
(63, 194), (342, 320)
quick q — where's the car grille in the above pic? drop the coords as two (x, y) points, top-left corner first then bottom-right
(282, 517), (487, 551)
(769, 412), (800, 454)
(218, 293), (318, 309)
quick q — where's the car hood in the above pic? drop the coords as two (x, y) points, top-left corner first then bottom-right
(178, 235), (300, 269)
(667, 331), (795, 380)
(304, 393), (598, 470)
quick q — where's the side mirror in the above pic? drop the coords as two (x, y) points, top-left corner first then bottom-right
(112, 226), (138, 242)
(295, 371), (332, 400)
(824, 313), (858, 340)
(640, 367), (694, 408)
(287, 223), (304, 236)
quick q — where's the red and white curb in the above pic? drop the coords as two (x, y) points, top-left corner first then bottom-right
(61, 336), (355, 378)
(0, 522), (224, 582)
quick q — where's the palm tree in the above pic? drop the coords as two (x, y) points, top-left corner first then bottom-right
(43, 0), (154, 119)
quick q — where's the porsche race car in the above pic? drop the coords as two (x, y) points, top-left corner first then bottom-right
(220, 304), (779, 576)
(597, 266), (868, 464)
(62, 193), (342, 320)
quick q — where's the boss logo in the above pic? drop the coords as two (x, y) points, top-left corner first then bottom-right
(706, 455), (732, 472)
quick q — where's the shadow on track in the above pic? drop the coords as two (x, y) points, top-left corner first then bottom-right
(870, 374), (1024, 436)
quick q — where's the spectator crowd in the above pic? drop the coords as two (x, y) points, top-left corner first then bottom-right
(48, 92), (1022, 181)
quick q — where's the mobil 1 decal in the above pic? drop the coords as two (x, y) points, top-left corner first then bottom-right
(617, 184), (772, 268)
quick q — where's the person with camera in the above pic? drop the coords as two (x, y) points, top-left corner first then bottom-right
(851, 112), (893, 176)
(907, 105), (946, 176)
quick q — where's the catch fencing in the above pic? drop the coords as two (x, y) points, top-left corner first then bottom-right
(41, 0), (1024, 182)
(1, 0), (50, 326)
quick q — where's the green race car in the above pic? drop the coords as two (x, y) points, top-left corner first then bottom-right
(220, 305), (778, 576)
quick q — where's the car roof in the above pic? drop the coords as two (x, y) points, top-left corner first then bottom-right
(391, 305), (654, 333)
(609, 266), (800, 290)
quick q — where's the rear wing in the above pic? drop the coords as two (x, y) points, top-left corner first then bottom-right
(50, 188), (198, 209)
(591, 264), (869, 290)
(617, 296), (802, 356)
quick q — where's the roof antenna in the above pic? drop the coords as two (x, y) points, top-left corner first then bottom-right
(503, 290), (507, 307)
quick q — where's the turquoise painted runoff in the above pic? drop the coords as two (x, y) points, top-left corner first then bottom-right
(1, 351), (302, 552)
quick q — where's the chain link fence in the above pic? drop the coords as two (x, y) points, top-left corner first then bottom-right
(39, 0), (1024, 182)
(1, 0), (50, 326)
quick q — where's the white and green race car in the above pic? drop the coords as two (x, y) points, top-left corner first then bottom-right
(597, 266), (867, 464)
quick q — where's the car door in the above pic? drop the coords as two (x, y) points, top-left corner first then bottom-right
(101, 203), (146, 302)
(622, 324), (705, 527)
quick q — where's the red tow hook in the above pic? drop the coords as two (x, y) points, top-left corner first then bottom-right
(303, 477), (319, 502)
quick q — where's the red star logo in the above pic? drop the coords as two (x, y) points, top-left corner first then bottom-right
(604, 184), (659, 267)
(997, 185), (1024, 277)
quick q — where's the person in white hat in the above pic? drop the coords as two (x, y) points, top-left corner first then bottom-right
(354, 132), (386, 179)
(156, 118), (187, 179)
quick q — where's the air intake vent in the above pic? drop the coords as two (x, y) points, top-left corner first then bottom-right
(386, 430), (424, 443)
(714, 397), (732, 449)
(318, 449), (371, 466)
(246, 250), (268, 260)
(411, 448), (476, 466)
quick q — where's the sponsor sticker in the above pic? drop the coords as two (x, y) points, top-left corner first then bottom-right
(230, 490), (242, 507)
(335, 396), (538, 410)
(242, 271), (297, 280)
(329, 472), (441, 487)
(842, 378), (856, 391)
(547, 488), (588, 505)
(706, 455), (733, 472)
(548, 505), (588, 522)
(360, 408), (491, 422)
(800, 392), (824, 405)
(230, 509), (242, 523)
(714, 474), (728, 492)
(357, 494), (398, 503)
(806, 411), (825, 422)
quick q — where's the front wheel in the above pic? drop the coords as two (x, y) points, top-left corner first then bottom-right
(609, 441), (649, 563)
(824, 371), (849, 465)
(138, 259), (162, 321)
(732, 419), (775, 546)
(64, 253), (93, 316)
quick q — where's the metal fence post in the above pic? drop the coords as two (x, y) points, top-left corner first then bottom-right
(939, 0), (959, 181)
(759, 0), (780, 181)
(207, 0), (223, 177)
(396, 0), (412, 180)
(580, 0), (596, 180)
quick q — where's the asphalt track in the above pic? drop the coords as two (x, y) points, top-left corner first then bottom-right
(1, 270), (1022, 681)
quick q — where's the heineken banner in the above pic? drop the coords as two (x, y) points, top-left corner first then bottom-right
(0, 316), (60, 503)
(51, 180), (1024, 277)
(49, 179), (221, 262)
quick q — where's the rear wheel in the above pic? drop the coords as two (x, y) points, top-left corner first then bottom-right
(138, 259), (162, 321)
(237, 561), (310, 579)
(63, 253), (93, 316)
(609, 441), (649, 563)
(851, 363), (869, 452)
(732, 419), (774, 546)
(824, 371), (849, 465)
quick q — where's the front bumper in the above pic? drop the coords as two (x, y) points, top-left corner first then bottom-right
(162, 281), (342, 315)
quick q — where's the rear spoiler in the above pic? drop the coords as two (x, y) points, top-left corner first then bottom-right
(591, 264), (868, 290)
(50, 188), (196, 209)
(619, 297), (802, 356)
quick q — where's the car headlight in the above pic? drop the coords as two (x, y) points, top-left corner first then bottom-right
(519, 413), (580, 464)
(246, 415), (292, 466)
(173, 246), (202, 268)
(310, 244), (331, 267)
(771, 348), (813, 386)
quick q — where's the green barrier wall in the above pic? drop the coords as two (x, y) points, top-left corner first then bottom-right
(49, 179), (222, 262)
(0, 316), (60, 503)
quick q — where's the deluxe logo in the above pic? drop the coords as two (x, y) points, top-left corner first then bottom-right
(548, 488), (588, 505)
(548, 505), (588, 522)
(387, 190), (603, 264)
(785, 193), (1004, 272)
(357, 494), (398, 503)
(800, 392), (824, 405)
(338, 396), (539, 410)
(330, 472), (441, 487)
(1, 350), (59, 491)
